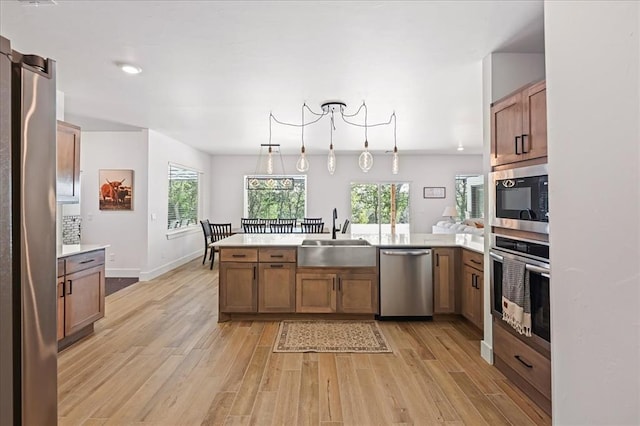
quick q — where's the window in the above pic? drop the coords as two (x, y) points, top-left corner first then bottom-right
(244, 175), (306, 221)
(350, 182), (410, 234)
(167, 164), (199, 230)
(455, 175), (484, 220)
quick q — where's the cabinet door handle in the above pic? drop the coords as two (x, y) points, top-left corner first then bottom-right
(338, 277), (341, 292)
(514, 355), (533, 369)
(514, 135), (521, 155)
(470, 258), (481, 265)
(269, 264), (283, 268)
(332, 278), (335, 291)
(269, 254), (284, 258)
(471, 274), (476, 289)
(58, 282), (65, 298)
(67, 280), (73, 295)
(79, 259), (95, 265)
(232, 254), (246, 258)
(253, 266), (256, 280)
(521, 134), (529, 153)
(435, 253), (439, 267)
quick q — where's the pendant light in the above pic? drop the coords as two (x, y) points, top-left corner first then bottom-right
(358, 102), (373, 172)
(266, 145), (274, 174)
(296, 104), (310, 172)
(391, 112), (399, 175)
(327, 110), (336, 175)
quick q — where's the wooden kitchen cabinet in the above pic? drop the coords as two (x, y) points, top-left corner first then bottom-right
(295, 273), (336, 313)
(461, 249), (483, 330)
(338, 273), (378, 314)
(258, 248), (296, 313)
(295, 270), (378, 314)
(219, 262), (258, 313)
(56, 120), (81, 203)
(491, 80), (547, 167)
(433, 248), (457, 314)
(57, 249), (105, 347)
(64, 265), (105, 335)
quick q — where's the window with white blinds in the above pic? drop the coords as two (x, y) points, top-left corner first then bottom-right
(167, 164), (199, 230)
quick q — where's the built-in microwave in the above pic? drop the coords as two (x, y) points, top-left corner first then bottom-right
(490, 163), (549, 234)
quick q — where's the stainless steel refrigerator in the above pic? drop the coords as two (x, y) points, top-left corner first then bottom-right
(0, 36), (58, 425)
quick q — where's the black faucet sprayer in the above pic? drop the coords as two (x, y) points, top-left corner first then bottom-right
(332, 208), (338, 239)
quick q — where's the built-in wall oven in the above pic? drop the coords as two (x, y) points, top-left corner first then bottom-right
(490, 163), (549, 234)
(490, 234), (550, 352)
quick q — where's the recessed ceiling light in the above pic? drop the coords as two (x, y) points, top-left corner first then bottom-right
(119, 63), (142, 75)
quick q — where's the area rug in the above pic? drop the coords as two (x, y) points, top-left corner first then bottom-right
(273, 320), (392, 353)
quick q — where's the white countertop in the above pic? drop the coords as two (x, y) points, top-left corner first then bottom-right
(214, 233), (484, 253)
(57, 244), (110, 258)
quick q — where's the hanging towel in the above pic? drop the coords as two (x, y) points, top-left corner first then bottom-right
(501, 258), (532, 336)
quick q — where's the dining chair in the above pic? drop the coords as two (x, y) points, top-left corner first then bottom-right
(209, 223), (233, 269)
(269, 222), (294, 233)
(243, 223), (267, 233)
(241, 217), (261, 225)
(200, 219), (214, 265)
(278, 218), (296, 226)
(303, 217), (323, 223)
(300, 221), (324, 233)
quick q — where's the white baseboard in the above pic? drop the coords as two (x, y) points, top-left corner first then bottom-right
(138, 250), (201, 282)
(481, 340), (493, 364)
(105, 268), (140, 278)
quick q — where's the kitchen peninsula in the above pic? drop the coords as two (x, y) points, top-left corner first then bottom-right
(214, 233), (484, 323)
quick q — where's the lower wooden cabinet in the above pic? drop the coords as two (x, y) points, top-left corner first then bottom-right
(219, 262), (258, 313)
(295, 272), (377, 314)
(433, 248), (457, 313)
(57, 249), (105, 344)
(461, 249), (484, 330)
(295, 273), (336, 313)
(258, 263), (295, 312)
(64, 265), (106, 335)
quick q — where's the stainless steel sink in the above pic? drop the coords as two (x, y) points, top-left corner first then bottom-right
(301, 239), (371, 246)
(298, 239), (376, 267)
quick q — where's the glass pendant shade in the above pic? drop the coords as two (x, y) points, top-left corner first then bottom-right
(358, 140), (373, 173)
(266, 147), (274, 175)
(392, 146), (399, 175)
(296, 146), (309, 172)
(327, 144), (336, 175)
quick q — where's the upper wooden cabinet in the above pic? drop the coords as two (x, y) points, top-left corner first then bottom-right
(491, 80), (547, 167)
(56, 120), (81, 203)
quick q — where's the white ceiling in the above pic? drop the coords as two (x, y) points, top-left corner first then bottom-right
(0, 0), (544, 155)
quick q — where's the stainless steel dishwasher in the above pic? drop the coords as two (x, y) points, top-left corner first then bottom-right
(379, 248), (433, 318)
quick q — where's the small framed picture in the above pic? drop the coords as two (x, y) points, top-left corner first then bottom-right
(423, 187), (446, 199)
(99, 169), (133, 210)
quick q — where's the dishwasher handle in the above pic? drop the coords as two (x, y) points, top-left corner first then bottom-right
(381, 250), (431, 256)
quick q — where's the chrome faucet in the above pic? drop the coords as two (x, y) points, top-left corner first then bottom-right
(332, 208), (339, 239)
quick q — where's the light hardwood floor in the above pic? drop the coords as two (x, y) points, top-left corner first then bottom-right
(58, 259), (551, 426)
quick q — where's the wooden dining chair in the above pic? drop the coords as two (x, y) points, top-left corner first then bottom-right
(200, 219), (214, 265)
(269, 222), (294, 233)
(241, 218), (261, 225)
(300, 221), (324, 233)
(209, 223), (232, 269)
(243, 223), (267, 233)
(303, 217), (323, 223)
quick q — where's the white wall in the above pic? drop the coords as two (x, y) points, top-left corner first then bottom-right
(80, 130), (149, 277)
(210, 153), (481, 231)
(490, 53), (546, 101)
(546, 2), (640, 424)
(143, 129), (212, 280)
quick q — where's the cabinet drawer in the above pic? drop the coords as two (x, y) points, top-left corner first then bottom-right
(258, 248), (296, 263)
(493, 321), (551, 399)
(220, 248), (258, 262)
(462, 249), (483, 270)
(65, 250), (105, 275)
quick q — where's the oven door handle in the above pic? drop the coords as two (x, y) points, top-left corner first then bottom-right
(525, 263), (551, 278)
(489, 251), (504, 262)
